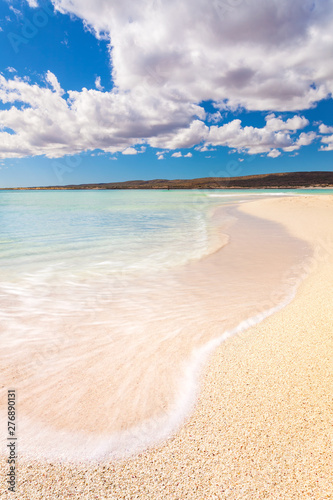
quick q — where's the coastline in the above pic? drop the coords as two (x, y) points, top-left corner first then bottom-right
(1, 170), (333, 190)
(1, 194), (333, 498)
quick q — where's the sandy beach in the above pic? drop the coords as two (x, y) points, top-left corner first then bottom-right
(1, 194), (333, 499)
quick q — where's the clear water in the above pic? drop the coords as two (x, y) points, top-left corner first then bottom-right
(0, 190), (229, 280)
(0, 188), (330, 281)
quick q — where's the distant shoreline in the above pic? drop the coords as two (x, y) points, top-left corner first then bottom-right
(2, 171), (333, 191)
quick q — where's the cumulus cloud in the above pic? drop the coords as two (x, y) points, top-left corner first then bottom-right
(264, 114), (309, 132)
(295, 131), (317, 147)
(203, 115), (318, 156)
(184, 152), (192, 157)
(50, 0), (333, 111)
(1, 0), (333, 159)
(0, 73), (319, 159)
(0, 74), (201, 158)
(319, 123), (333, 134)
(171, 152), (182, 158)
(204, 117), (307, 156)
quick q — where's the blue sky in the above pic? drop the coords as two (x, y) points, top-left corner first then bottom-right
(0, 0), (333, 187)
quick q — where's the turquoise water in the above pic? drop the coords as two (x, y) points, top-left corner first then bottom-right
(0, 190), (225, 280)
(1, 188), (330, 281)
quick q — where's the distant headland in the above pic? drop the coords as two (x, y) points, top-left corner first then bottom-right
(3, 171), (333, 190)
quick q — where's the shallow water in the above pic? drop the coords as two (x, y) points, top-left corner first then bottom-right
(0, 190), (313, 461)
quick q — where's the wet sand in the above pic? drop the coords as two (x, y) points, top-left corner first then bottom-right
(1, 194), (333, 498)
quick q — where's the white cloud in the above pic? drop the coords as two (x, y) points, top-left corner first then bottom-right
(197, 146), (216, 152)
(319, 123), (333, 134)
(122, 147), (138, 155)
(205, 119), (288, 155)
(45, 71), (64, 95)
(295, 131), (317, 147)
(0, 74), (201, 158)
(25, 0), (39, 6)
(265, 114), (309, 132)
(6, 67), (17, 73)
(0, 74), (320, 159)
(121, 146), (144, 155)
(283, 131), (317, 152)
(184, 152), (192, 157)
(156, 150), (166, 159)
(207, 111), (222, 123)
(95, 76), (104, 91)
(204, 115), (316, 156)
(171, 152), (182, 158)
(320, 134), (333, 151)
(267, 149), (281, 158)
(1, 0), (333, 159)
(50, 0), (333, 111)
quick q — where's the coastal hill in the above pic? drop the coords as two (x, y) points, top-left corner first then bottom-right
(5, 171), (333, 190)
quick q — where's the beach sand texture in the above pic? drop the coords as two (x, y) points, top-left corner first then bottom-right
(1, 194), (333, 499)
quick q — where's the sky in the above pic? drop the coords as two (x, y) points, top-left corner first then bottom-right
(0, 0), (333, 187)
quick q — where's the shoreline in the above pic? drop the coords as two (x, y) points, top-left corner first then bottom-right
(2, 186), (333, 191)
(1, 194), (333, 498)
